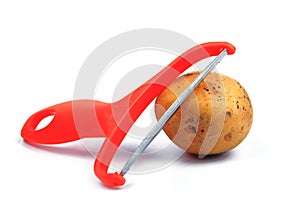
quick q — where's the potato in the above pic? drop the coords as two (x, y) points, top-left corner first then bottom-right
(155, 72), (253, 155)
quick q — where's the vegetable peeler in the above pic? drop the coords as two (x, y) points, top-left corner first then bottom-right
(21, 42), (235, 187)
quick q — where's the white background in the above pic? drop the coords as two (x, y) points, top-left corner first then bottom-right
(1, 0), (300, 199)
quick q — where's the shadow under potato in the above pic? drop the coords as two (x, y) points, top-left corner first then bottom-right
(179, 151), (235, 165)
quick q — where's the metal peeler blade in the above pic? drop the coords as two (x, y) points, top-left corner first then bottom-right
(121, 48), (228, 175)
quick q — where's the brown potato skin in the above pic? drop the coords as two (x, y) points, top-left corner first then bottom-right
(155, 72), (253, 155)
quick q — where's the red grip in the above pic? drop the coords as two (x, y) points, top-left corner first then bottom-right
(21, 100), (106, 144)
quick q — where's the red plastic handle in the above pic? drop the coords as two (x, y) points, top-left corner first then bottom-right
(21, 100), (107, 144)
(94, 42), (236, 187)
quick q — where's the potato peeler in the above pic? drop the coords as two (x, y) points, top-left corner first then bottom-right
(21, 42), (235, 187)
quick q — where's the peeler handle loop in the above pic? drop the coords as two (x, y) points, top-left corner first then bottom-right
(21, 100), (106, 144)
